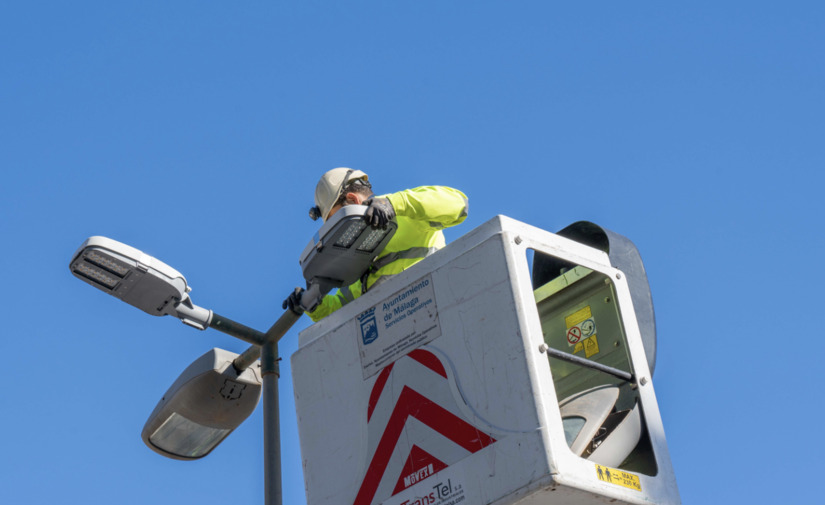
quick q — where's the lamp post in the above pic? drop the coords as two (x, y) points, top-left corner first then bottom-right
(69, 205), (396, 505)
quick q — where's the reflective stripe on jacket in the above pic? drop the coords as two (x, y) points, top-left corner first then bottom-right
(307, 186), (468, 322)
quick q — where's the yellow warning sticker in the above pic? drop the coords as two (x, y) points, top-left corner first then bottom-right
(595, 464), (641, 491)
(567, 306), (599, 357)
(583, 335), (599, 358)
(565, 306), (592, 328)
(573, 336), (599, 356)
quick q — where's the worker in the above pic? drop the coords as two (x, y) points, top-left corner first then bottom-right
(283, 167), (468, 322)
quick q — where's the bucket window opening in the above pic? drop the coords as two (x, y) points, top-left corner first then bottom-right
(528, 247), (658, 476)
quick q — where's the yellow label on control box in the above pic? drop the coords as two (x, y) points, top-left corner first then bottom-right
(565, 306), (592, 328)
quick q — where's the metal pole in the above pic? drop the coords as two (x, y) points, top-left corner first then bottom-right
(207, 313), (263, 374)
(207, 308), (301, 505)
(209, 312), (267, 346)
(262, 338), (281, 505)
(260, 309), (301, 505)
(233, 344), (261, 372)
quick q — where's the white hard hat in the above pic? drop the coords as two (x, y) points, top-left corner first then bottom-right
(314, 168), (369, 221)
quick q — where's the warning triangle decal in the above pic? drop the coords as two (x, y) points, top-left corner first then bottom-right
(353, 349), (497, 505)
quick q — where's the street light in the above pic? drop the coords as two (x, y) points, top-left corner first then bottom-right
(298, 204), (398, 310)
(69, 205), (397, 505)
(69, 236), (212, 330)
(142, 348), (262, 460)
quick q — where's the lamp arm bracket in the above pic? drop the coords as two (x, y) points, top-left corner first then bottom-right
(175, 298), (213, 331)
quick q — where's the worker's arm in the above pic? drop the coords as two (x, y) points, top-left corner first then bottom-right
(385, 186), (468, 230)
(306, 280), (363, 322)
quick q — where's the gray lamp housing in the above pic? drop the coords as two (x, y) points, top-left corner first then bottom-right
(141, 348), (262, 460)
(69, 236), (212, 330)
(298, 205), (397, 309)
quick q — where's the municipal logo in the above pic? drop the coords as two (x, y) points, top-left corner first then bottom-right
(358, 308), (379, 345)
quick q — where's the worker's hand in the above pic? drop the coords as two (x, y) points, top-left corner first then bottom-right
(364, 197), (395, 229)
(282, 287), (305, 315)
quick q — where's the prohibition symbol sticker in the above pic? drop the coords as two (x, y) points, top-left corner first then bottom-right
(567, 326), (582, 344)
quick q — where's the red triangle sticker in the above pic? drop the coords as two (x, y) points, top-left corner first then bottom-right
(392, 445), (448, 495)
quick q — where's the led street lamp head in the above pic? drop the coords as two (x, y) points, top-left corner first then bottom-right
(299, 205), (397, 300)
(69, 236), (212, 330)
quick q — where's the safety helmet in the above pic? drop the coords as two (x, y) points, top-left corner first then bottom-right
(311, 168), (369, 221)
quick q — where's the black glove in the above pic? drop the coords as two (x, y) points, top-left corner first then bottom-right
(282, 287), (305, 315)
(364, 197), (395, 229)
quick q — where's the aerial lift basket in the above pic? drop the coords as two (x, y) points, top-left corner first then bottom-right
(291, 216), (680, 505)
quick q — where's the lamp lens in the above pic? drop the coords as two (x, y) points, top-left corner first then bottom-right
(73, 263), (120, 289)
(85, 251), (131, 276)
(149, 412), (231, 459)
(356, 228), (388, 252)
(334, 220), (368, 248)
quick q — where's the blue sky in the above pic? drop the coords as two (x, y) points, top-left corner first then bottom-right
(2, 2), (823, 504)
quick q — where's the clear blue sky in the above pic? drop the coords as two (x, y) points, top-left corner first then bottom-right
(2, 2), (823, 504)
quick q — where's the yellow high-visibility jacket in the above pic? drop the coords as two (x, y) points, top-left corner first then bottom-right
(307, 186), (468, 322)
